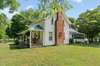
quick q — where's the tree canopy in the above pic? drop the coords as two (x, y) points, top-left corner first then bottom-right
(76, 6), (100, 42)
(38, 0), (72, 18)
(0, 13), (9, 39)
(0, 0), (19, 11)
(6, 8), (43, 38)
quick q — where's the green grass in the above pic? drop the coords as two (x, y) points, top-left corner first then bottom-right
(0, 43), (100, 66)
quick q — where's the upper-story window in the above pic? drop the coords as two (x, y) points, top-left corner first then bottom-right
(51, 17), (54, 24)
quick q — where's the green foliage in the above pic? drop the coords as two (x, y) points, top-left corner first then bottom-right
(0, 0), (19, 39)
(38, 0), (72, 17)
(69, 17), (76, 23)
(76, 6), (100, 42)
(20, 8), (44, 23)
(6, 14), (29, 38)
(0, 0), (19, 11)
(6, 8), (43, 38)
(0, 13), (9, 39)
(69, 17), (77, 29)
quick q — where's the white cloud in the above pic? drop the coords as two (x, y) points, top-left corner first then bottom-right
(26, 5), (33, 10)
(71, 0), (82, 3)
(90, 8), (94, 11)
(0, 8), (19, 19)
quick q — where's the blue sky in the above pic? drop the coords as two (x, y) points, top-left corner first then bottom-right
(66, 0), (100, 18)
(0, 0), (100, 19)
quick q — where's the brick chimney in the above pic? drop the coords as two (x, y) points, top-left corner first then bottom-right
(55, 12), (64, 45)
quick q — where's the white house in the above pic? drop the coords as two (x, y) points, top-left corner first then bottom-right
(19, 12), (72, 48)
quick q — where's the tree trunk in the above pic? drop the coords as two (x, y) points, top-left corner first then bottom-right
(88, 38), (94, 44)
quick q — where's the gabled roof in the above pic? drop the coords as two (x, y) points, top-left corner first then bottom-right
(29, 23), (44, 31)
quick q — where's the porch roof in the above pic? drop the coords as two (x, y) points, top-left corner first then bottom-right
(69, 28), (84, 35)
(69, 28), (79, 34)
(18, 24), (44, 35)
(29, 24), (44, 31)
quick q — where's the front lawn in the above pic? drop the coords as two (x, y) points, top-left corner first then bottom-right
(0, 43), (100, 66)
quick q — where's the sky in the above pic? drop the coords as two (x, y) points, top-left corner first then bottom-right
(0, 0), (100, 19)
(66, 0), (100, 18)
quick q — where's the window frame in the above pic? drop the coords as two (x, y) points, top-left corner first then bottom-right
(49, 32), (53, 41)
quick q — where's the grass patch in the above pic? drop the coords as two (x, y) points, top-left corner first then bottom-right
(70, 43), (100, 48)
(0, 43), (100, 66)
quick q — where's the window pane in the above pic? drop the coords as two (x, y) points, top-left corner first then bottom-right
(49, 32), (53, 41)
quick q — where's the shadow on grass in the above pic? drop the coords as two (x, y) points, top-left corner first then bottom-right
(69, 43), (100, 48)
(9, 43), (30, 50)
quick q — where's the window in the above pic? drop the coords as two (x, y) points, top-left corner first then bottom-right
(51, 17), (54, 24)
(49, 32), (53, 41)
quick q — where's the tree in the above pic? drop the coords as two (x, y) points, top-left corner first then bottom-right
(6, 14), (28, 39)
(6, 8), (42, 39)
(69, 17), (77, 29)
(38, 0), (72, 18)
(76, 6), (100, 43)
(0, 0), (19, 12)
(69, 17), (76, 23)
(20, 8), (44, 23)
(0, 13), (9, 39)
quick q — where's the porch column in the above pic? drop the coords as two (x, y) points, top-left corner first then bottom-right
(30, 31), (32, 48)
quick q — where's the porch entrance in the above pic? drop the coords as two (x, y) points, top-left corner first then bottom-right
(30, 31), (43, 48)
